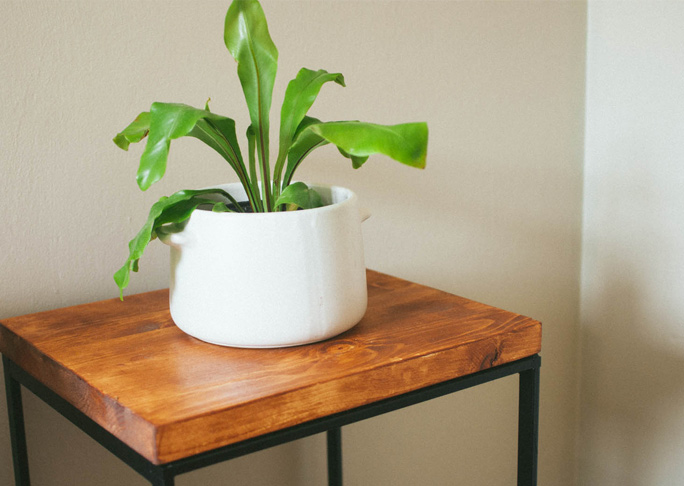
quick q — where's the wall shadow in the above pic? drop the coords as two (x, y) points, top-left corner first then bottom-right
(580, 258), (684, 484)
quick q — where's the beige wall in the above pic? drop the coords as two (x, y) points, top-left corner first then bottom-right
(580, 2), (684, 485)
(0, 1), (586, 484)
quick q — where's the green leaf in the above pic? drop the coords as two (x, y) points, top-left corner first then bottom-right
(113, 112), (150, 151)
(114, 188), (235, 299)
(274, 182), (323, 210)
(188, 115), (257, 206)
(211, 202), (231, 212)
(224, 0), (278, 210)
(280, 69), (344, 146)
(283, 116), (328, 186)
(310, 121), (428, 169)
(283, 118), (427, 185)
(273, 68), (345, 192)
(136, 102), (246, 191)
(338, 147), (368, 169)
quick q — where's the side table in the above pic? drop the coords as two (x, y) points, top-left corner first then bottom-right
(1, 270), (541, 485)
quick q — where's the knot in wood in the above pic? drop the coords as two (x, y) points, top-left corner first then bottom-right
(321, 340), (356, 355)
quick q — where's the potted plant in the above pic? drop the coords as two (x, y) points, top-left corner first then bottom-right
(113, 0), (428, 348)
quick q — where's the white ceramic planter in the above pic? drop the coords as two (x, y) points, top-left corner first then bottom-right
(158, 182), (368, 348)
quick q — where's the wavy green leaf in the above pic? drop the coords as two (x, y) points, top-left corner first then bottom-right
(338, 147), (369, 169)
(113, 112), (150, 150)
(224, 0), (278, 209)
(310, 121), (428, 169)
(114, 188), (236, 299)
(133, 102), (245, 191)
(283, 118), (427, 186)
(273, 68), (344, 192)
(283, 116), (328, 186)
(189, 116), (257, 207)
(274, 182), (323, 210)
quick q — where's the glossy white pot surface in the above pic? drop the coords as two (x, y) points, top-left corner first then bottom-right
(159, 183), (368, 348)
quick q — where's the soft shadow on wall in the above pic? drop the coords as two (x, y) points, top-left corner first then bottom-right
(580, 116), (684, 484)
(581, 258), (684, 484)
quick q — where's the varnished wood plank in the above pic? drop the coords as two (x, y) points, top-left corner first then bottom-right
(0, 270), (541, 464)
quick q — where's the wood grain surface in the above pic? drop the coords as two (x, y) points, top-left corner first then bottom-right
(0, 270), (541, 464)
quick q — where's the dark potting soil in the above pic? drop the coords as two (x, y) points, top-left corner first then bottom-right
(229, 201), (255, 213)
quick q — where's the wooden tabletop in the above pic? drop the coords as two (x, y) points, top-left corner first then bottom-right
(0, 270), (541, 465)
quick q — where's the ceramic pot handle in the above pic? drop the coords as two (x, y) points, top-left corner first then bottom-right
(156, 225), (193, 249)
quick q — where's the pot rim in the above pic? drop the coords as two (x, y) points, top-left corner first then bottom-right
(194, 182), (359, 218)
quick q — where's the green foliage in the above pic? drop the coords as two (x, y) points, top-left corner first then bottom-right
(274, 182), (324, 211)
(273, 68), (345, 197)
(113, 188), (240, 299)
(113, 0), (428, 298)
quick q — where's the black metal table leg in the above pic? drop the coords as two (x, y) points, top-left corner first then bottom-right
(150, 467), (175, 486)
(517, 355), (541, 486)
(327, 427), (342, 486)
(3, 356), (31, 486)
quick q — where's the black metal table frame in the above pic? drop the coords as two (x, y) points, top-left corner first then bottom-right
(3, 353), (541, 486)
